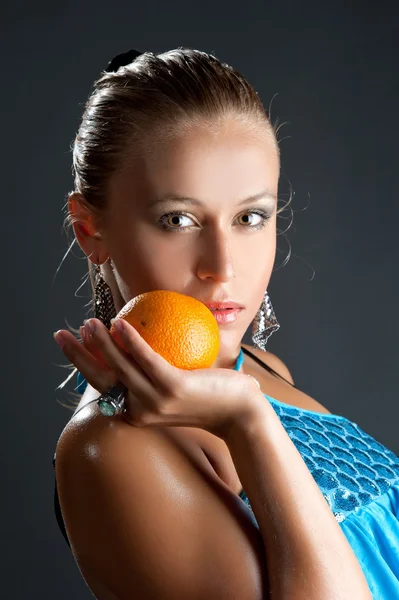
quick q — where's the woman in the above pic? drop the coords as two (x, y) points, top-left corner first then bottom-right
(53, 48), (397, 599)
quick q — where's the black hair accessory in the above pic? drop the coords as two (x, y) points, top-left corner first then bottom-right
(104, 48), (143, 73)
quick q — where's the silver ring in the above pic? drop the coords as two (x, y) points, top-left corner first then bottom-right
(247, 374), (261, 389)
(97, 382), (127, 417)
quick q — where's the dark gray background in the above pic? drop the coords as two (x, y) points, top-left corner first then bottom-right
(2, 0), (398, 597)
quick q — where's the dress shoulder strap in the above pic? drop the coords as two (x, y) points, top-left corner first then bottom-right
(241, 346), (298, 389)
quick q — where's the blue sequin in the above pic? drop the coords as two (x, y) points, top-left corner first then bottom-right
(234, 348), (399, 524)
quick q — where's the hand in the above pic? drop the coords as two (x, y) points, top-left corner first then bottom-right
(54, 318), (265, 441)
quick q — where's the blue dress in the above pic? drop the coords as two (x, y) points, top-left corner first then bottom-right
(235, 348), (399, 599)
(59, 350), (399, 598)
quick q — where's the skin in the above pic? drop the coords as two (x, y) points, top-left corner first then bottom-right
(69, 118), (280, 371)
(59, 119), (374, 598)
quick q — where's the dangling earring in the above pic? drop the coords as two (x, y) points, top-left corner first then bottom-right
(251, 289), (280, 351)
(93, 263), (117, 330)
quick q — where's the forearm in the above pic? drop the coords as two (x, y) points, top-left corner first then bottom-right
(225, 397), (372, 600)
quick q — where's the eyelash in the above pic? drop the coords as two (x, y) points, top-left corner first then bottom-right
(158, 209), (272, 232)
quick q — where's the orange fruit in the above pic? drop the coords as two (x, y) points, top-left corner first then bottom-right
(110, 290), (220, 370)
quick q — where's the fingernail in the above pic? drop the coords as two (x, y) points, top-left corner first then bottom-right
(53, 331), (65, 348)
(113, 319), (125, 333)
(85, 320), (96, 334)
(80, 326), (86, 342)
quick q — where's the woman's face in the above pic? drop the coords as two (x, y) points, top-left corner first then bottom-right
(85, 120), (279, 367)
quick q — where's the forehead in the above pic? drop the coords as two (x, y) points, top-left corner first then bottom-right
(109, 123), (279, 210)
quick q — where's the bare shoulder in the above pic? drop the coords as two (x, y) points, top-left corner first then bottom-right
(241, 344), (332, 415)
(55, 404), (268, 599)
(241, 343), (295, 385)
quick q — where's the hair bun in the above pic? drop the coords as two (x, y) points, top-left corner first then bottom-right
(104, 49), (143, 73)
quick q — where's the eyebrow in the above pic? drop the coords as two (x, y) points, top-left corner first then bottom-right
(148, 190), (277, 208)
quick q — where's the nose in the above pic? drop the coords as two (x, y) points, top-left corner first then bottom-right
(196, 227), (235, 282)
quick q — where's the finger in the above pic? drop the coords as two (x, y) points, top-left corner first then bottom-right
(80, 325), (111, 370)
(85, 319), (156, 395)
(54, 329), (116, 393)
(108, 326), (132, 358)
(111, 319), (181, 394)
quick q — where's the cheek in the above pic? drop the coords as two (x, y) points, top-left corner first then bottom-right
(116, 231), (191, 291)
(251, 240), (276, 300)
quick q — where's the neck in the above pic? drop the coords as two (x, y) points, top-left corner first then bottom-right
(212, 345), (242, 371)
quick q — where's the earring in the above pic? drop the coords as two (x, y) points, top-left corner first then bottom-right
(251, 289), (280, 351)
(93, 264), (117, 330)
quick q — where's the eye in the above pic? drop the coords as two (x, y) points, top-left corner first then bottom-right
(158, 211), (196, 231)
(236, 210), (270, 230)
(158, 209), (272, 232)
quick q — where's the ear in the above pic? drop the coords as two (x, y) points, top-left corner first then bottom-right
(68, 192), (109, 264)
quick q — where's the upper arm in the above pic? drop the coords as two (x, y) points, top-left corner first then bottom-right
(56, 408), (268, 600)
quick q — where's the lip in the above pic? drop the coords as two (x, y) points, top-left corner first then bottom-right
(208, 307), (243, 324)
(203, 301), (244, 310)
